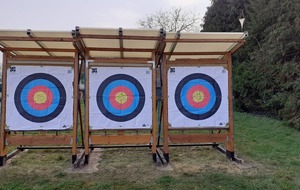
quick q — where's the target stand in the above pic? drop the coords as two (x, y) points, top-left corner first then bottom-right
(0, 55), (82, 166)
(83, 62), (157, 163)
(160, 55), (238, 162)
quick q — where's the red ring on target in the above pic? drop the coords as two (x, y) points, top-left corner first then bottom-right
(27, 86), (53, 110)
(109, 86), (133, 110)
(186, 85), (210, 108)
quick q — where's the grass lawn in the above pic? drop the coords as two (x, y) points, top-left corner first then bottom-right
(0, 112), (299, 190)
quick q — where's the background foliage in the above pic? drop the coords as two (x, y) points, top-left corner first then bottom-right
(202, 0), (300, 129)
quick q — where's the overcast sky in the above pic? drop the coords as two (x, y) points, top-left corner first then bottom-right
(0, 0), (211, 64)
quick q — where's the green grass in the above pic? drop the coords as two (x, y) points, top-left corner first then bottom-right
(0, 112), (299, 190)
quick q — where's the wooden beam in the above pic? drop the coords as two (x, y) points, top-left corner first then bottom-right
(84, 58), (90, 157)
(165, 39), (245, 43)
(119, 28), (124, 58)
(91, 58), (151, 64)
(3, 47), (75, 52)
(90, 134), (151, 145)
(154, 28), (166, 66)
(167, 31), (180, 61)
(87, 47), (154, 52)
(79, 34), (159, 41)
(167, 59), (227, 65)
(7, 55), (74, 61)
(0, 52), (8, 157)
(169, 134), (227, 143)
(225, 53), (235, 152)
(0, 36), (75, 42)
(230, 42), (244, 54)
(161, 55), (169, 154)
(27, 29), (54, 56)
(7, 135), (72, 146)
(151, 53), (157, 154)
(72, 51), (79, 158)
(164, 52), (227, 55)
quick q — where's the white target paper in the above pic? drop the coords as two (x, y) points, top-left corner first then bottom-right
(89, 67), (152, 129)
(168, 66), (228, 128)
(6, 66), (74, 130)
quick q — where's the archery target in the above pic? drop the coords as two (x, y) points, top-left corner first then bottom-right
(89, 67), (152, 129)
(6, 66), (74, 130)
(168, 66), (228, 128)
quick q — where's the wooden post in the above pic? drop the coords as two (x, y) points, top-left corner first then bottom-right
(161, 55), (169, 162)
(0, 52), (8, 166)
(151, 54), (157, 161)
(72, 51), (79, 163)
(84, 58), (90, 164)
(225, 53), (235, 160)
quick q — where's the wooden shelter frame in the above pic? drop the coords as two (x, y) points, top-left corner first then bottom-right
(0, 27), (245, 165)
(0, 30), (83, 166)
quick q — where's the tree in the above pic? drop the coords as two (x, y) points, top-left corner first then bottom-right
(137, 7), (201, 32)
(202, 0), (300, 129)
(201, 0), (249, 32)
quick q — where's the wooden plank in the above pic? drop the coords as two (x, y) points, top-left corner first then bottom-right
(87, 47), (154, 52)
(0, 36), (75, 42)
(167, 59), (227, 65)
(169, 134), (227, 143)
(225, 53), (235, 152)
(91, 58), (151, 64)
(230, 42), (244, 54)
(3, 47), (75, 52)
(79, 34), (159, 41)
(84, 58), (90, 156)
(151, 55), (157, 154)
(168, 127), (227, 131)
(7, 135), (72, 146)
(161, 55), (170, 154)
(8, 56), (74, 62)
(0, 52), (8, 157)
(72, 51), (79, 157)
(165, 52), (227, 55)
(90, 134), (151, 145)
(165, 39), (245, 43)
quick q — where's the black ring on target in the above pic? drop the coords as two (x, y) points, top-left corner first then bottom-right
(14, 73), (66, 123)
(175, 73), (222, 120)
(96, 74), (145, 122)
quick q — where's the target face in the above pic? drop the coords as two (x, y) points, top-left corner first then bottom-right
(14, 73), (66, 123)
(96, 74), (145, 122)
(168, 67), (228, 128)
(6, 66), (74, 130)
(175, 73), (221, 120)
(89, 67), (152, 129)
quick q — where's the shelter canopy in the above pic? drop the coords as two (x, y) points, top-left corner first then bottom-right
(0, 27), (245, 62)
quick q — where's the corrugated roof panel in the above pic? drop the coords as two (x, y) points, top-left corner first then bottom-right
(1, 41), (40, 48)
(123, 40), (156, 49)
(79, 28), (118, 35)
(31, 31), (72, 38)
(169, 55), (222, 61)
(0, 30), (27, 37)
(169, 43), (235, 53)
(123, 52), (152, 58)
(90, 51), (121, 58)
(83, 39), (119, 48)
(42, 41), (74, 49)
(123, 28), (160, 37)
(166, 32), (245, 39)
(16, 51), (51, 56)
(51, 52), (75, 57)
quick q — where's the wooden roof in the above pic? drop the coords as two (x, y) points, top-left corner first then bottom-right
(0, 27), (245, 61)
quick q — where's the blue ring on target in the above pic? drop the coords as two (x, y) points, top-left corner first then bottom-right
(20, 79), (60, 117)
(14, 73), (66, 123)
(175, 73), (222, 120)
(97, 74), (145, 122)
